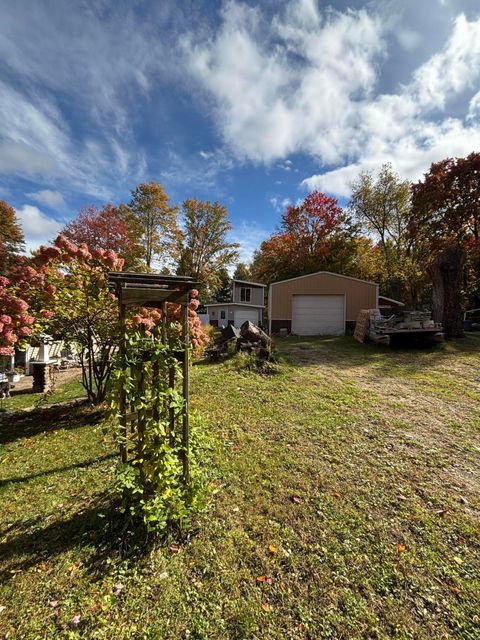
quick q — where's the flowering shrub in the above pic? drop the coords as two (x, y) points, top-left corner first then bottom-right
(130, 289), (209, 355)
(0, 273), (36, 356)
(0, 234), (209, 400)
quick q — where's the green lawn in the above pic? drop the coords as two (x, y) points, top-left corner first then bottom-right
(0, 336), (479, 639)
(0, 377), (86, 412)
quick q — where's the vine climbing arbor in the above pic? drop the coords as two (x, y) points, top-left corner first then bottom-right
(108, 272), (198, 495)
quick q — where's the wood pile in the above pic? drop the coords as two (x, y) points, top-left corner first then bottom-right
(237, 321), (272, 359)
(354, 309), (371, 343)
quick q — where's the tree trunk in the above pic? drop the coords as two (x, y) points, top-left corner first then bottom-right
(239, 321), (271, 347)
(428, 244), (466, 338)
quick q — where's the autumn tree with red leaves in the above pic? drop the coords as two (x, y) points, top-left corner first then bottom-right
(62, 203), (142, 269)
(251, 191), (359, 284)
(410, 152), (480, 337)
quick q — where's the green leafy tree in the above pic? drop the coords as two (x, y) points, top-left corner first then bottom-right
(349, 164), (419, 302)
(127, 181), (179, 270)
(0, 200), (24, 275)
(176, 199), (239, 297)
(211, 267), (232, 302)
(233, 262), (252, 281)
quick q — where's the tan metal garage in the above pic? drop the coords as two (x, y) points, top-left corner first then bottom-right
(269, 271), (378, 335)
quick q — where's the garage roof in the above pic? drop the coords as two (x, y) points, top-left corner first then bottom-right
(270, 270), (377, 287)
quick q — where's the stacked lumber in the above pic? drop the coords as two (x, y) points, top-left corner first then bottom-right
(354, 309), (371, 343)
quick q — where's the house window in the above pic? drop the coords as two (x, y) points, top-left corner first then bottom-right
(220, 310), (226, 320)
(240, 287), (251, 302)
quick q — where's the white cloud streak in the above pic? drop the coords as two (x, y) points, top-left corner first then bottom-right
(25, 189), (66, 208)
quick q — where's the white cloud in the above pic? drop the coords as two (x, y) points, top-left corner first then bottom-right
(15, 205), (64, 253)
(25, 189), (65, 208)
(303, 13), (480, 197)
(396, 28), (422, 51)
(269, 196), (291, 213)
(183, 3), (480, 199)
(183, 1), (385, 164)
(409, 14), (480, 110)
(0, 2), (170, 199)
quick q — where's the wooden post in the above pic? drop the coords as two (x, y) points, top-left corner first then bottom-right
(181, 302), (190, 485)
(161, 301), (167, 344)
(119, 298), (127, 463)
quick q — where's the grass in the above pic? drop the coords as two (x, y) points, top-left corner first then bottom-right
(0, 377), (86, 412)
(0, 336), (479, 639)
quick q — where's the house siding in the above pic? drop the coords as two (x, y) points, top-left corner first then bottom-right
(232, 282), (264, 306)
(270, 272), (377, 324)
(207, 304), (263, 325)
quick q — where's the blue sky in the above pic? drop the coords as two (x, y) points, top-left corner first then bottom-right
(1, 0), (480, 261)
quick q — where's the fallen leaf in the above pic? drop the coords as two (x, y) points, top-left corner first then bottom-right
(113, 582), (124, 596)
(261, 603), (270, 612)
(333, 491), (341, 498)
(449, 585), (461, 594)
(0, 605), (6, 614)
(49, 600), (59, 608)
(169, 544), (180, 553)
(257, 576), (273, 584)
(395, 544), (406, 553)
(268, 544), (278, 554)
(70, 615), (81, 627)
(35, 562), (47, 572)
(291, 496), (302, 504)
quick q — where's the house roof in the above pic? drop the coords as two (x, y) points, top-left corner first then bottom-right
(270, 270), (378, 287)
(232, 279), (267, 288)
(378, 295), (405, 306)
(206, 302), (264, 308)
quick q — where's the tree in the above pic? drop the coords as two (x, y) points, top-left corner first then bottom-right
(211, 267), (232, 302)
(62, 204), (142, 269)
(349, 164), (417, 301)
(175, 199), (239, 297)
(31, 237), (125, 403)
(233, 262), (252, 281)
(410, 153), (480, 337)
(127, 182), (179, 270)
(0, 200), (24, 275)
(251, 191), (358, 284)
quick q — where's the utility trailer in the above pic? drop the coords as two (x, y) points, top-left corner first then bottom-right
(355, 309), (444, 346)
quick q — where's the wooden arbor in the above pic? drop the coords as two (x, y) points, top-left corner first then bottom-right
(108, 272), (198, 485)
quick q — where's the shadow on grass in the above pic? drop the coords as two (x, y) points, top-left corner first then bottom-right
(0, 452), (117, 488)
(0, 491), (137, 582)
(0, 403), (105, 445)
